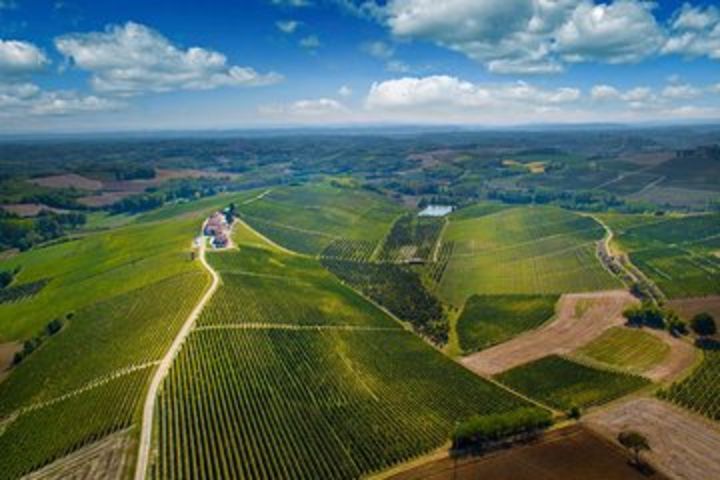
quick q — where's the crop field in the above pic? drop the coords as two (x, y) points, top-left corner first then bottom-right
(574, 327), (670, 375)
(604, 213), (720, 298)
(456, 294), (558, 353)
(437, 207), (620, 306)
(236, 184), (403, 255)
(377, 214), (444, 262)
(660, 349), (720, 420)
(0, 366), (150, 479)
(496, 355), (650, 410)
(151, 328), (532, 480)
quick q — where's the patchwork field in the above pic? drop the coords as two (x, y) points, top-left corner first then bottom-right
(603, 213), (720, 298)
(236, 184), (403, 255)
(496, 355), (650, 411)
(437, 206), (620, 306)
(462, 291), (636, 376)
(456, 294), (558, 353)
(149, 237), (535, 479)
(574, 327), (670, 375)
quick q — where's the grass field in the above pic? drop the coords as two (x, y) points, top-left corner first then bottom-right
(496, 355), (650, 410)
(574, 326), (670, 374)
(236, 183), (403, 255)
(437, 206), (620, 306)
(602, 213), (720, 298)
(150, 237), (535, 479)
(456, 294), (558, 353)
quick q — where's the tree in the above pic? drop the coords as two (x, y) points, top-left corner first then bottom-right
(618, 430), (650, 466)
(691, 312), (717, 337)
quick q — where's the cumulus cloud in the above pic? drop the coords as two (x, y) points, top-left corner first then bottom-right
(662, 83), (702, 100)
(55, 22), (282, 95)
(338, 85), (353, 97)
(663, 3), (720, 59)
(361, 40), (394, 59)
(276, 20), (301, 33)
(0, 39), (49, 75)
(259, 97), (348, 118)
(0, 82), (122, 116)
(365, 75), (580, 112)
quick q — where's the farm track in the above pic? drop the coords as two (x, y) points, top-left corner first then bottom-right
(194, 323), (403, 332)
(134, 235), (219, 480)
(461, 290), (637, 376)
(584, 398), (720, 480)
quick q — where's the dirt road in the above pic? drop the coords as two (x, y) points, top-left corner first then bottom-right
(133, 234), (219, 480)
(461, 290), (637, 375)
(585, 398), (720, 480)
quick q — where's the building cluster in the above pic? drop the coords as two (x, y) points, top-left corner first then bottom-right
(204, 212), (230, 248)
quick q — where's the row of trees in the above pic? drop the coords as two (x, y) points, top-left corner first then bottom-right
(12, 313), (71, 366)
(451, 408), (553, 451)
(0, 210), (87, 251)
(623, 303), (716, 339)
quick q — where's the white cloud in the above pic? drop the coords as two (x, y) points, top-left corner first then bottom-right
(299, 35), (321, 49)
(0, 81), (122, 116)
(662, 83), (702, 100)
(338, 85), (353, 97)
(55, 22), (282, 95)
(362, 40), (394, 59)
(276, 20), (301, 34)
(663, 3), (720, 59)
(365, 75), (580, 112)
(591, 84), (620, 100)
(259, 97), (349, 118)
(0, 39), (48, 75)
(270, 0), (312, 7)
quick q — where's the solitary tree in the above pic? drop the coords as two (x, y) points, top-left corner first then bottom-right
(618, 430), (650, 466)
(691, 312), (717, 337)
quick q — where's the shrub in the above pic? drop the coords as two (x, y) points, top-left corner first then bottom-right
(691, 313), (717, 337)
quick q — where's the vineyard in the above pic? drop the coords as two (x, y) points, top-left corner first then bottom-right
(660, 348), (720, 420)
(377, 214), (444, 263)
(321, 239), (377, 262)
(574, 327), (670, 375)
(0, 366), (150, 479)
(496, 355), (650, 410)
(0, 279), (48, 305)
(438, 207), (620, 306)
(321, 258), (447, 342)
(456, 294), (558, 353)
(150, 328), (533, 479)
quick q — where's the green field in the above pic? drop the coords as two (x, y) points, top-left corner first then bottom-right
(660, 349), (720, 420)
(437, 206), (620, 306)
(236, 184), (403, 255)
(574, 326), (669, 374)
(456, 294), (558, 353)
(150, 240), (535, 479)
(377, 214), (444, 262)
(496, 355), (650, 410)
(603, 213), (720, 298)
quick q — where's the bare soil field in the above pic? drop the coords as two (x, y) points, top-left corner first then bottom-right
(77, 192), (134, 208)
(0, 342), (19, 382)
(388, 426), (665, 480)
(669, 296), (720, 323)
(619, 151), (675, 166)
(585, 398), (720, 480)
(643, 330), (698, 383)
(30, 174), (103, 191)
(462, 290), (636, 375)
(0, 204), (67, 217)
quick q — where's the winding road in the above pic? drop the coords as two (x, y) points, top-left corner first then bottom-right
(134, 232), (220, 480)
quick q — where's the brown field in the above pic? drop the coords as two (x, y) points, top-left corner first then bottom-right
(23, 429), (134, 480)
(388, 426), (665, 480)
(619, 151), (675, 166)
(462, 290), (637, 376)
(30, 174), (103, 191)
(585, 398), (720, 480)
(0, 204), (67, 217)
(643, 329), (698, 383)
(0, 342), (20, 382)
(77, 192), (135, 208)
(668, 296), (720, 323)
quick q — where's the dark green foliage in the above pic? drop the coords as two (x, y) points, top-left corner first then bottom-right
(623, 303), (667, 329)
(457, 294), (558, 353)
(0, 279), (48, 305)
(451, 407), (553, 450)
(618, 430), (651, 465)
(691, 312), (717, 337)
(0, 269), (14, 288)
(11, 316), (66, 366)
(322, 258), (448, 343)
(0, 211), (86, 251)
(497, 355), (650, 410)
(378, 214), (444, 262)
(113, 165), (155, 180)
(660, 348), (720, 420)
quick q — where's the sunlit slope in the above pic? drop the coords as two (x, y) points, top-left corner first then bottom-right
(150, 225), (535, 479)
(437, 206), (620, 306)
(235, 183), (404, 255)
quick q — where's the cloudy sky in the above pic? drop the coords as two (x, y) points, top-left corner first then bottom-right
(2, 0), (720, 132)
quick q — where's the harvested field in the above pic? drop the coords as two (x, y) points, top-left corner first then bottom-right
(462, 291), (636, 376)
(0, 204), (67, 217)
(30, 174), (102, 191)
(388, 426), (665, 480)
(642, 329), (698, 383)
(585, 398), (720, 480)
(0, 341), (20, 381)
(668, 296), (720, 323)
(22, 428), (134, 480)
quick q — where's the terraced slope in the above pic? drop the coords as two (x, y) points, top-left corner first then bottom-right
(437, 206), (620, 306)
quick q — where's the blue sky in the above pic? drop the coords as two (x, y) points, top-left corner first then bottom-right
(2, 0), (720, 132)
